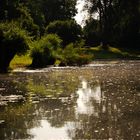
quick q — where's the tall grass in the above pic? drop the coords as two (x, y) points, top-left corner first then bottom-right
(10, 54), (32, 69)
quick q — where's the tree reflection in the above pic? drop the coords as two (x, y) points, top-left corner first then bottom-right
(26, 71), (80, 98)
(0, 64), (140, 140)
(0, 70), (80, 140)
(67, 66), (140, 140)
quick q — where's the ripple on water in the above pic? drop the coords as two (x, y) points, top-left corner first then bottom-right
(0, 60), (139, 140)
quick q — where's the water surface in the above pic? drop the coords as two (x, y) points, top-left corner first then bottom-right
(0, 60), (140, 140)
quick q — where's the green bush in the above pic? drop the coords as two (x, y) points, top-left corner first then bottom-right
(30, 36), (93, 68)
(74, 54), (93, 66)
(58, 41), (93, 66)
(46, 20), (82, 45)
(0, 21), (30, 72)
(30, 34), (63, 67)
(61, 43), (79, 65)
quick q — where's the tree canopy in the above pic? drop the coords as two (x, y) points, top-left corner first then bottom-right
(0, 0), (78, 34)
(46, 20), (82, 45)
(84, 0), (140, 48)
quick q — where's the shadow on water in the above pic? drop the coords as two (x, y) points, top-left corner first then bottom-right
(0, 61), (140, 140)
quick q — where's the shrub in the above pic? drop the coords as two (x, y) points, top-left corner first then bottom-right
(46, 20), (82, 46)
(0, 21), (30, 72)
(61, 43), (79, 65)
(30, 36), (93, 68)
(74, 54), (93, 66)
(58, 41), (93, 66)
(30, 34), (62, 67)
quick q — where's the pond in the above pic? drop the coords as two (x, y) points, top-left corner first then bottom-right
(0, 60), (140, 140)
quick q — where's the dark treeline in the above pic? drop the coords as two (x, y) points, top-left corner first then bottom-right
(0, 0), (140, 72)
(84, 0), (140, 48)
(0, 0), (77, 36)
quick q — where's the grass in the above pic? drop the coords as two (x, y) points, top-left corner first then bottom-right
(9, 45), (140, 70)
(83, 45), (140, 60)
(10, 54), (32, 69)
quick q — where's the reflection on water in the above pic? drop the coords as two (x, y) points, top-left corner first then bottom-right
(0, 61), (140, 140)
(76, 79), (101, 116)
(30, 120), (71, 140)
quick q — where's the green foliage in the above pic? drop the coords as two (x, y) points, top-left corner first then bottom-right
(83, 46), (140, 59)
(61, 43), (80, 65)
(1, 0), (139, 71)
(46, 20), (82, 45)
(30, 34), (62, 67)
(0, 21), (30, 72)
(0, 21), (30, 54)
(84, 18), (100, 46)
(16, 4), (40, 37)
(30, 37), (93, 67)
(42, 0), (77, 24)
(25, 0), (45, 34)
(57, 41), (93, 66)
(0, 0), (78, 36)
(85, 0), (140, 49)
(0, 1), (40, 37)
(10, 54), (32, 69)
(26, 70), (80, 98)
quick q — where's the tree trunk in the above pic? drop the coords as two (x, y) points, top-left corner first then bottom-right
(0, 46), (16, 72)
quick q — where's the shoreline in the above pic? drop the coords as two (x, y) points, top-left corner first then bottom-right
(10, 59), (140, 73)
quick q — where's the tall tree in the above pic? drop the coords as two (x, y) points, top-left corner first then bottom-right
(0, 0), (20, 20)
(46, 20), (82, 45)
(85, 0), (115, 44)
(0, 0), (39, 37)
(0, 22), (30, 72)
(42, 0), (77, 25)
(113, 0), (140, 48)
(83, 18), (100, 46)
(24, 0), (45, 34)
(85, 0), (140, 48)
(24, 0), (78, 33)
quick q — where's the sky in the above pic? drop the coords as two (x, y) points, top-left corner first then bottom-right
(74, 0), (89, 27)
(74, 0), (98, 27)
